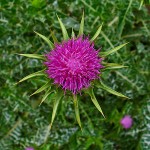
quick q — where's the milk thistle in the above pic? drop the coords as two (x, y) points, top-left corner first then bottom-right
(25, 147), (34, 150)
(120, 115), (133, 129)
(17, 13), (128, 129)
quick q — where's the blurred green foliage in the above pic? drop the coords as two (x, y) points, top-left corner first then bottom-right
(0, 0), (150, 150)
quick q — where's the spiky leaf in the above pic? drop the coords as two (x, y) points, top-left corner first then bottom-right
(30, 81), (51, 96)
(78, 12), (84, 36)
(72, 28), (75, 38)
(50, 29), (58, 43)
(102, 63), (128, 70)
(87, 88), (105, 118)
(34, 31), (54, 49)
(100, 42), (129, 57)
(99, 81), (129, 98)
(57, 15), (69, 40)
(19, 54), (45, 60)
(16, 69), (45, 84)
(40, 88), (52, 105)
(90, 24), (103, 42)
(73, 95), (82, 130)
(49, 91), (63, 129)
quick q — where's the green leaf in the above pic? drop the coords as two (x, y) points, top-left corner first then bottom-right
(102, 63), (128, 70)
(19, 54), (45, 60)
(49, 91), (63, 129)
(72, 28), (75, 38)
(50, 29), (59, 43)
(87, 88), (105, 118)
(40, 88), (52, 105)
(73, 95), (82, 130)
(99, 81), (129, 99)
(16, 69), (45, 84)
(139, 0), (144, 10)
(78, 12), (84, 36)
(90, 23), (103, 42)
(34, 31), (54, 49)
(104, 65), (128, 70)
(100, 42), (129, 57)
(30, 81), (51, 96)
(57, 15), (69, 40)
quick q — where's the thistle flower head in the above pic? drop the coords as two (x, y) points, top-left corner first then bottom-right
(45, 37), (103, 94)
(120, 115), (133, 129)
(25, 147), (34, 150)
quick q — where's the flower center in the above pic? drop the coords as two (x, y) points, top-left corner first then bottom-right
(67, 58), (81, 74)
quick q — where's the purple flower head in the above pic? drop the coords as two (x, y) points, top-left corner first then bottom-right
(25, 147), (34, 150)
(120, 115), (133, 129)
(45, 37), (103, 94)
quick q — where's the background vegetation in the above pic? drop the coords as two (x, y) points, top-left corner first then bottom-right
(0, 0), (150, 149)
